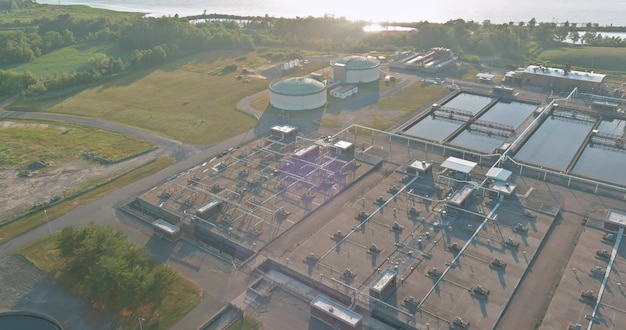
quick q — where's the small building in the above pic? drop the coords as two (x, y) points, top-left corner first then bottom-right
(369, 268), (397, 299)
(448, 184), (475, 207)
(330, 85), (358, 99)
(604, 209), (626, 233)
(476, 73), (495, 84)
(592, 100), (619, 112)
(493, 85), (514, 97)
(196, 198), (223, 219)
(485, 167), (516, 200)
(407, 159), (432, 176)
(152, 219), (182, 241)
(440, 156), (477, 181)
(333, 140), (355, 156)
(310, 295), (363, 330)
(294, 144), (320, 161)
(270, 125), (298, 139)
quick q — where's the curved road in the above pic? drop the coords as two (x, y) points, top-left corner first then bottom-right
(0, 110), (202, 161)
(0, 99), (271, 329)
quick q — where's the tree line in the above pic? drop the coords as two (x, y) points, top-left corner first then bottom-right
(2, 3), (626, 97)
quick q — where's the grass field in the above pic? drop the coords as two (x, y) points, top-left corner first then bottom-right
(0, 4), (142, 25)
(6, 42), (131, 75)
(8, 51), (271, 145)
(0, 156), (174, 244)
(537, 46), (626, 72)
(0, 119), (155, 167)
(321, 80), (447, 131)
(17, 230), (201, 330)
(376, 81), (448, 112)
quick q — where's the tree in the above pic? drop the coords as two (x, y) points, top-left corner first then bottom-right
(42, 30), (63, 53)
(143, 265), (176, 310)
(55, 224), (179, 311)
(569, 31), (580, 44)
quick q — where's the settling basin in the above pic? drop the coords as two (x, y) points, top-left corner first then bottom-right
(572, 119), (626, 186)
(442, 93), (494, 114)
(404, 93), (493, 141)
(450, 100), (539, 153)
(514, 115), (595, 171)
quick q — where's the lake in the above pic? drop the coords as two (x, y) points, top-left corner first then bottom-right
(40, 0), (626, 26)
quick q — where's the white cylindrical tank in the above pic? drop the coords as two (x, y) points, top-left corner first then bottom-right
(270, 77), (327, 111)
(331, 55), (380, 84)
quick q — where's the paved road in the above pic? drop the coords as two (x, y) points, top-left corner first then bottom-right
(0, 97), (275, 328)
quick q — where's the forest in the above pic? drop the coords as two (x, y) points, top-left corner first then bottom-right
(1, 0), (626, 96)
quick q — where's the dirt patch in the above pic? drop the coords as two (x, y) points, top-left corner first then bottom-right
(0, 121), (54, 130)
(0, 149), (164, 221)
(0, 255), (117, 329)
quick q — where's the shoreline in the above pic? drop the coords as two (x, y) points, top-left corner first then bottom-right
(36, 1), (626, 26)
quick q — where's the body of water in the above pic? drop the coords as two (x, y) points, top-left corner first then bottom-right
(404, 116), (461, 142)
(514, 116), (594, 171)
(572, 118), (626, 185)
(449, 101), (538, 154)
(39, 0), (626, 25)
(441, 93), (494, 115)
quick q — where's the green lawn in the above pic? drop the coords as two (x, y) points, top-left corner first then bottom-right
(537, 46), (626, 72)
(0, 4), (142, 25)
(16, 228), (201, 330)
(9, 51), (271, 145)
(6, 42), (130, 76)
(0, 156), (174, 243)
(376, 81), (447, 112)
(0, 119), (154, 167)
(321, 80), (447, 131)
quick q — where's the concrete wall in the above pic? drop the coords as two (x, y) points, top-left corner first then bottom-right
(270, 91), (327, 111)
(131, 198), (180, 223)
(345, 68), (379, 84)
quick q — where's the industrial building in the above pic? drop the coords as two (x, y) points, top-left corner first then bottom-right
(390, 47), (457, 73)
(505, 64), (606, 93)
(330, 55), (380, 84)
(129, 69), (626, 330)
(330, 85), (358, 99)
(269, 77), (327, 111)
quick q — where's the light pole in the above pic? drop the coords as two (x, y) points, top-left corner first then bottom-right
(44, 209), (52, 233)
(138, 317), (145, 330)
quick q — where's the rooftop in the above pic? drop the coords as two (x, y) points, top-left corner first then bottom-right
(523, 65), (606, 84)
(408, 159), (432, 171)
(486, 167), (512, 182)
(371, 269), (397, 293)
(152, 219), (180, 235)
(441, 156), (477, 174)
(270, 77), (326, 96)
(271, 125), (297, 134)
(333, 55), (380, 70)
(334, 140), (353, 149)
(606, 209), (626, 227)
(310, 295), (362, 326)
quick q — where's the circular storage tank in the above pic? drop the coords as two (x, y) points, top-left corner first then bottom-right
(269, 77), (327, 111)
(0, 311), (63, 330)
(331, 56), (380, 84)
